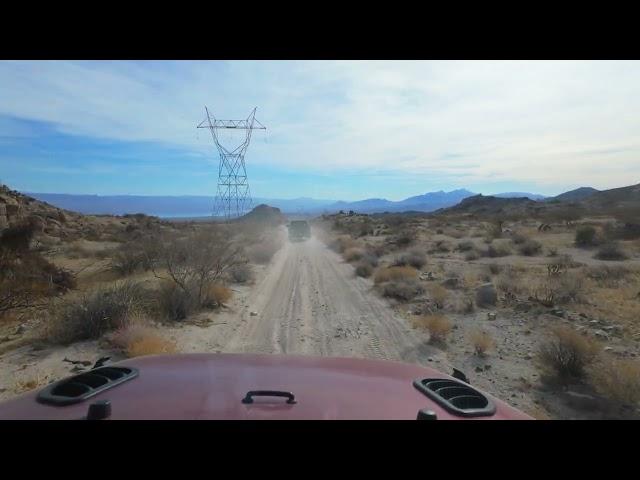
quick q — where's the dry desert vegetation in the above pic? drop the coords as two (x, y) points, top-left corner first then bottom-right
(2, 181), (640, 420)
(0, 184), (286, 400)
(315, 190), (640, 419)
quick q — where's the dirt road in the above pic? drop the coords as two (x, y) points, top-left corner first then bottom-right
(214, 235), (442, 365)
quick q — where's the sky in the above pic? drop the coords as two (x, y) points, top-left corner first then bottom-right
(1, 60), (639, 201)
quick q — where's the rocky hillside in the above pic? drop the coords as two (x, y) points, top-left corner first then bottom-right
(0, 184), (166, 242)
(238, 204), (286, 227)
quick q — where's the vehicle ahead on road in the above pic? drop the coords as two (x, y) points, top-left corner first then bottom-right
(0, 354), (532, 420)
(288, 220), (311, 242)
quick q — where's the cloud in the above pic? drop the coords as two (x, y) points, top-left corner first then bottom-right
(1, 60), (639, 191)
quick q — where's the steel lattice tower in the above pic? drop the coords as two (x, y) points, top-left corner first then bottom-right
(197, 107), (266, 219)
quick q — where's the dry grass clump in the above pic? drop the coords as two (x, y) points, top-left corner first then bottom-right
(456, 240), (475, 252)
(329, 235), (359, 254)
(373, 266), (418, 285)
(481, 241), (511, 258)
(517, 239), (542, 256)
(594, 242), (628, 261)
(355, 261), (375, 278)
(427, 284), (449, 309)
(588, 357), (640, 407)
(454, 296), (475, 314)
(202, 283), (233, 307)
(12, 371), (50, 394)
(343, 247), (365, 263)
(429, 240), (451, 254)
(108, 321), (177, 358)
(464, 250), (480, 261)
(585, 265), (631, 287)
(469, 329), (495, 356)
(393, 249), (426, 269)
(413, 314), (452, 344)
(538, 325), (601, 383)
(49, 280), (152, 344)
(380, 279), (424, 301)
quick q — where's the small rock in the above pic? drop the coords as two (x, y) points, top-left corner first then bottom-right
(250, 311), (258, 316)
(604, 346), (614, 352)
(589, 319), (600, 325)
(475, 366), (483, 373)
(550, 308), (565, 318)
(593, 329), (609, 339)
(487, 312), (497, 321)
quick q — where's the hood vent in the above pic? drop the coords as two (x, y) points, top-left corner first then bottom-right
(413, 378), (496, 417)
(37, 367), (138, 406)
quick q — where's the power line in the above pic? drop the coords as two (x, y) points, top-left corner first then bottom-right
(197, 106), (266, 219)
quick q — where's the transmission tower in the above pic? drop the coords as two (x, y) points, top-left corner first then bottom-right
(197, 106), (266, 219)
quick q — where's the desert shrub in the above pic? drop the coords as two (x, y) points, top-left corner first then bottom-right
(50, 281), (151, 343)
(494, 267), (525, 297)
(151, 230), (244, 308)
(373, 266), (418, 285)
(511, 233), (528, 245)
(589, 357), (640, 406)
(432, 240), (451, 253)
(229, 263), (252, 284)
(329, 235), (358, 254)
(355, 261), (374, 278)
(455, 296), (475, 314)
(0, 248), (75, 316)
(0, 222), (35, 252)
(552, 272), (585, 304)
(469, 329), (494, 356)
(456, 240), (474, 252)
(464, 250), (479, 261)
(202, 283), (233, 308)
(381, 279), (424, 301)
(488, 263), (502, 275)
(110, 248), (144, 276)
(393, 249), (426, 269)
(575, 225), (597, 247)
(343, 247), (364, 262)
(585, 265), (630, 287)
(157, 280), (196, 321)
(394, 230), (414, 247)
(108, 322), (177, 358)
(484, 242), (512, 258)
(428, 284), (449, 309)
(538, 326), (600, 382)
(517, 239), (542, 256)
(413, 314), (452, 344)
(594, 242), (628, 261)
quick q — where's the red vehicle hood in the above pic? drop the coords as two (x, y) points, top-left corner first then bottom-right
(0, 353), (532, 420)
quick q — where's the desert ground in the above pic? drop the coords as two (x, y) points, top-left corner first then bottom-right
(1, 184), (640, 419)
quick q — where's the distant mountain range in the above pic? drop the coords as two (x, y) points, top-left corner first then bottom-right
(19, 183), (640, 218)
(25, 189), (549, 217)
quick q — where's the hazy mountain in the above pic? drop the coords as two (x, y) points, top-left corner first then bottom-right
(548, 187), (599, 202)
(25, 188), (546, 217)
